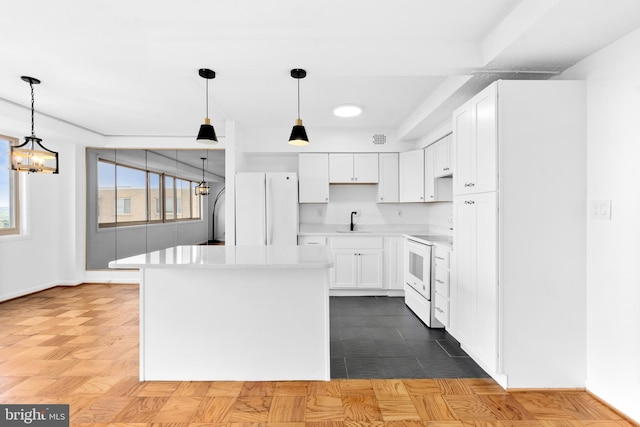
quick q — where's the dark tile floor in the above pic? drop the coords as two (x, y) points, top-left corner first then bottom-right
(330, 296), (490, 379)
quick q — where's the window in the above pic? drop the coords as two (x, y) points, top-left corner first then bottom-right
(115, 165), (146, 224)
(164, 176), (175, 221)
(149, 172), (161, 221)
(191, 182), (201, 220)
(116, 198), (132, 214)
(0, 136), (20, 236)
(176, 178), (191, 219)
(97, 159), (202, 227)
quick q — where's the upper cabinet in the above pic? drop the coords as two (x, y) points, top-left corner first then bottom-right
(377, 153), (399, 203)
(434, 133), (452, 178)
(453, 84), (498, 195)
(329, 153), (379, 183)
(425, 138), (453, 203)
(424, 145), (436, 201)
(399, 150), (424, 202)
(299, 153), (329, 203)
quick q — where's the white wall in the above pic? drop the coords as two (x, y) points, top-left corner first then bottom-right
(299, 185), (448, 227)
(0, 99), (103, 300)
(558, 27), (640, 422)
(240, 127), (407, 153)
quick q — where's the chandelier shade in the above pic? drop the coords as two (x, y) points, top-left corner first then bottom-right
(11, 76), (59, 174)
(195, 157), (210, 196)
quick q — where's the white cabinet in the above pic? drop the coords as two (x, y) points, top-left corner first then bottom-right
(424, 146), (436, 202)
(330, 236), (383, 289)
(299, 153), (329, 203)
(453, 84), (497, 195)
(433, 245), (452, 327)
(424, 144), (453, 203)
(329, 153), (378, 183)
(298, 235), (327, 246)
(377, 153), (399, 203)
(399, 150), (424, 202)
(450, 80), (587, 388)
(385, 236), (404, 291)
(452, 193), (498, 371)
(434, 134), (452, 178)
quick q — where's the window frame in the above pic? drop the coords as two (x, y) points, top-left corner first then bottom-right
(0, 135), (21, 237)
(97, 158), (202, 228)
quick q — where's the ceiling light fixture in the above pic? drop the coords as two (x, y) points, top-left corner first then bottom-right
(288, 68), (309, 146)
(196, 68), (218, 143)
(333, 104), (362, 118)
(195, 157), (210, 196)
(11, 76), (59, 174)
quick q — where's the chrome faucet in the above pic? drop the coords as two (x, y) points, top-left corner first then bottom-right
(350, 211), (357, 231)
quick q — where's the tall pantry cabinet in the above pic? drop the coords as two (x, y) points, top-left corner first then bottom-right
(450, 80), (587, 388)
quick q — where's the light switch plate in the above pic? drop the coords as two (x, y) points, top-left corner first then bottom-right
(590, 200), (612, 220)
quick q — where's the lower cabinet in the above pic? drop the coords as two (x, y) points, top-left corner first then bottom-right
(331, 237), (383, 289)
(299, 234), (405, 292)
(451, 192), (498, 373)
(385, 236), (404, 291)
(433, 246), (451, 326)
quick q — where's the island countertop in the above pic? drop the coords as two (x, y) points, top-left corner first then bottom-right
(108, 244), (334, 270)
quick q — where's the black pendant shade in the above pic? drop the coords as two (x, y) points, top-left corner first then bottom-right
(289, 119), (309, 146)
(197, 121), (217, 141)
(196, 68), (218, 143)
(289, 68), (309, 146)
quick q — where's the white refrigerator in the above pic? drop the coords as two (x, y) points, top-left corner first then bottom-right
(235, 172), (299, 245)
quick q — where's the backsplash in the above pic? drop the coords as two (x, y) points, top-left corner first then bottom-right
(299, 185), (452, 228)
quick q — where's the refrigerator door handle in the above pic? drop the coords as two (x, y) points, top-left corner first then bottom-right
(265, 175), (272, 245)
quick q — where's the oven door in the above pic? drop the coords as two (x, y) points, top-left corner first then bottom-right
(404, 238), (432, 300)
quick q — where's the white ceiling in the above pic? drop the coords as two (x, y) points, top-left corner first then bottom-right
(1, 0), (640, 141)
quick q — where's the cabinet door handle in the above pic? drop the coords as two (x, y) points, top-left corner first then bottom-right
(436, 279), (444, 284)
(435, 256), (445, 260)
(430, 195), (434, 198)
(465, 200), (475, 205)
(420, 196), (424, 200)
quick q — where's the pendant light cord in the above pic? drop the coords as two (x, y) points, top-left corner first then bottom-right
(205, 78), (209, 118)
(297, 78), (301, 119)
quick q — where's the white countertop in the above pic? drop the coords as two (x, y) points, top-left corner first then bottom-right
(108, 245), (334, 270)
(299, 223), (452, 237)
(404, 234), (453, 249)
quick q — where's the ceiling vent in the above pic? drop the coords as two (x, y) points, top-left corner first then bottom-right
(372, 134), (387, 145)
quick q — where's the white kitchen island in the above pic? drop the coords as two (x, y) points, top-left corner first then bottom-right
(109, 245), (333, 381)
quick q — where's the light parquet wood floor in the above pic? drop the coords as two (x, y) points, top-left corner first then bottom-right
(0, 284), (636, 427)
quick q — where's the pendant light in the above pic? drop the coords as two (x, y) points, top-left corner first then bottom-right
(195, 157), (210, 196)
(11, 76), (59, 173)
(288, 68), (309, 146)
(196, 68), (218, 143)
